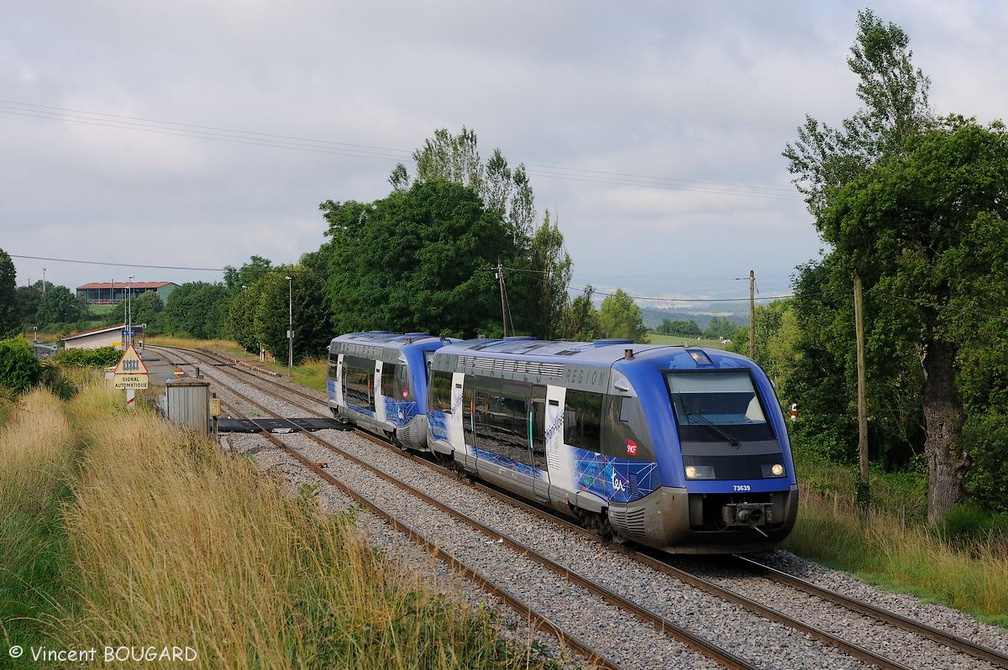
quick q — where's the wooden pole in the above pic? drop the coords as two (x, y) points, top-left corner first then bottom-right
(748, 270), (756, 359)
(854, 272), (870, 512)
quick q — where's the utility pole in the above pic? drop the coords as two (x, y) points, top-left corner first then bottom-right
(496, 260), (508, 337)
(853, 272), (870, 513)
(127, 275), (134, 347)
(748, 270), (756, 359)
(285, 276), (294, 376)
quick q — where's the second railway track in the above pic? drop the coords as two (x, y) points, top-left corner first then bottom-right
(149, 345), (1008, 670)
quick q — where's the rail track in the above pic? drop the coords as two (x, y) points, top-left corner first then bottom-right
(147, 345), (1008, 670)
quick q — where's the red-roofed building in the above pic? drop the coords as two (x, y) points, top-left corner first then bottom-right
(76, 281), (178, 306)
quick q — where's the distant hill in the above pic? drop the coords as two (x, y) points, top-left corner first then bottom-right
(639, 306), (747, 330)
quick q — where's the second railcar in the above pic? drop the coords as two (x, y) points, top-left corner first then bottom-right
(327, 331), (451, 450)
(427, 337), (798, 554)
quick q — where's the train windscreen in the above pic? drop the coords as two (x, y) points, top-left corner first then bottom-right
(664, 370), (775, 443)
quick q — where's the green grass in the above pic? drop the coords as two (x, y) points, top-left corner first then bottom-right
(0, 389), (79, 654)
(0, 371), (564, 669)
(783, 449), (1008, 627)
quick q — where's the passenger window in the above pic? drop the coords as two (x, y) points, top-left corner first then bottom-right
(564, 389), (602, 451)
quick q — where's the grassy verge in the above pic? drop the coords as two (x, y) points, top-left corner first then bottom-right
(0, 388), (78, 652)
(1, 377), (560, 668)
(783, 455), (1008, 628)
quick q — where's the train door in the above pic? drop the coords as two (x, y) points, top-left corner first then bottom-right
(447, 372), (466, 452)
(373, 360), (386, 425)
(530, 384), (550, 500)
(545, 385), (573, 492)
(462, 375), (479, 471)
(334, 353), (345, 407)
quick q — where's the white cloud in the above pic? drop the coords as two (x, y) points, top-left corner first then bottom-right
(2, 1), (1006, 301)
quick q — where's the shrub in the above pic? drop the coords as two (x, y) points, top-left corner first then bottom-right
(0, 338), (42, 395)
(55, 346), (121, 368)
(964, 412), (1008, 515)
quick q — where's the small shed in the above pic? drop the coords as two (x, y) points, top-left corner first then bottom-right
(63, 323), (145, 350)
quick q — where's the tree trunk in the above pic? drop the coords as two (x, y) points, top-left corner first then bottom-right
(922, 339), (969, 523)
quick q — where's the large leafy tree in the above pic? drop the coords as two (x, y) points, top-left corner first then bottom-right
(394, 127), (537, 241)
(224, 256), (277, 352)
(528, 210), (572, 339)
(784, 9), (931, 218)
(228, 284), (261, 354)
(783, 9), (970, 518)
(822, 119), (1008, 520)
(35, 285), (88, 327)
(321, 181), (519, 338)
(389, 127), (562, 331)
(558, 286), (601, 341)
(14, 286), (42, 329)
(598, 289), (648, 343)
(729, 300), (801, 399)
(250, 266), (332, 365)
(156, 282), (228, 339)
(224, 255), (274, 291)
(128, 291), (163, 330)
(0, 248), (16, 336)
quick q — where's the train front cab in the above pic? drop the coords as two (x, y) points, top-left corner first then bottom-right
(607, 357), (798, 554)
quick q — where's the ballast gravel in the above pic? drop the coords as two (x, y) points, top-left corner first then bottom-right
(193, 358), (1008, 670)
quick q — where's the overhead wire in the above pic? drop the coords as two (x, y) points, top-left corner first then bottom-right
(0, 99), (801, 199)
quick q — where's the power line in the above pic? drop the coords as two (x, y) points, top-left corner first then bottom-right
(10, 253), (225, 272)
(567, 284), (793, 303)
(0, 99), (801, 201)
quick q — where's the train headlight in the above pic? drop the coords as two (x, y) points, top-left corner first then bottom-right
(762, 463), (786, 477)
(684, 465), (715, 479)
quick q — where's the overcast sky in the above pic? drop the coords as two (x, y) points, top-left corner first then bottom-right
(3, 1), (1006, 310)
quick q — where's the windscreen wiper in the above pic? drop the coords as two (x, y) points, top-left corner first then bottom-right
(684, 407), (740, 448)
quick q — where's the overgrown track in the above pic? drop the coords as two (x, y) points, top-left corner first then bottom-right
(148, 345), (1008, 670)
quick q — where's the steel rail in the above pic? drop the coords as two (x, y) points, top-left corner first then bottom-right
(161, 345), (997, 670)
(162, 349), (619, 670)
(172, 345), (758, 670)
(733, 554), (1008, 669)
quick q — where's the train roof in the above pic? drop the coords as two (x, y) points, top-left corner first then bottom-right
(330, 331), (445, 346)
(329, 332), (455, 357)
(436, 337), (751, 367)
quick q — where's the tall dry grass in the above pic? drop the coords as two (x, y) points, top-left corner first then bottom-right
(0, 388), (77, 648)
(783, 490), (1008, 626)
(0, 388), (75, 509)
(60, 383), (549, 669)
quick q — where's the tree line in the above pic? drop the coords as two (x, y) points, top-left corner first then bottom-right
(2, 8), (1007, 523)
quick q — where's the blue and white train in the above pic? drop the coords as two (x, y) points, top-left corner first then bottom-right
(426, 337), (798, 554)
(326, 331), (798, 554)
(326, 332), (452, 450)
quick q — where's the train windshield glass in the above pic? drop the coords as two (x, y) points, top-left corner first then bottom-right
(664, 370), (774, 443)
